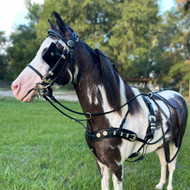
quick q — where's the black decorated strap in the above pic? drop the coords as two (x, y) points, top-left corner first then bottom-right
(85, 128), (145, 143)
(48, 29), (68, 43)
(48, 29), (78, 48)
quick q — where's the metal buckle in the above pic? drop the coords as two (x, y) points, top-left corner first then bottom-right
(42, 76), (51, 84)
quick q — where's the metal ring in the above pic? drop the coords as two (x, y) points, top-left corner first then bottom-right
(85, 112), (92, 120)
(147, 92), (153, 98)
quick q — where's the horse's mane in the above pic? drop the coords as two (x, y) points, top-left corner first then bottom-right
(92, 48), (141, 114)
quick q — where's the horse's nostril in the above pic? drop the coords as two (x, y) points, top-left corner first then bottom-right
(12, 82), (20, 96)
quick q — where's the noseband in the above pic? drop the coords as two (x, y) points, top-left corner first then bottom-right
(28, 29), (79, 97)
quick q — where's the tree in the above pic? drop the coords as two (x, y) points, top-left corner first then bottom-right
(6, 0), (42, 80)
(152, 4), (190, 91)
(36, 0), (159, 81)
(0, 31), (8, 80)
(7, 25), (40, 79)
(36, 0), (119, 49)
(107, 0), (159, 79)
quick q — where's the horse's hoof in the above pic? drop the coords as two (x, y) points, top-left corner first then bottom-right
(167, 186), (173, 190)
(155, 184), (163, 190)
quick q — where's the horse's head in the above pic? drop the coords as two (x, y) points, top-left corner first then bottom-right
(12, 12), (79, 102)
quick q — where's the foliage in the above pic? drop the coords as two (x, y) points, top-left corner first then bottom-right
(107, 0), (159, 78)
(2, 0), (190, 92)
(0, 97), (190, 189)
(36, 0), (118, 47)
(36, 0), (159, 80)
(152, 7), (190, 89)
(7, 24), (40, 80)
(0, 31), (8, 80)
(6, 0), (41, 80)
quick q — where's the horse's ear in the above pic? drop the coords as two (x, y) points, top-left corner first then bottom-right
(48, 19), (57, 30)
(54, 11), (69, 33)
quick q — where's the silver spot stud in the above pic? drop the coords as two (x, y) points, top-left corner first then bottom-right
(103, 131), (108, 136)
(51, 52), (54, 57)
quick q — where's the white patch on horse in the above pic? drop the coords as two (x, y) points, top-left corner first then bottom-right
(86, 86), (99, 105)
(97, 161), (110, 190)
(93, 86), (99, 105)
(131, 87), (149, 116)
(119, 76), (127, 106)
(67, 69), (73, 83)
(87, 88), (92, 104)
(112, 173), (123, 190)
(73, 64), (79, 84)
(98, 85), (123, 128)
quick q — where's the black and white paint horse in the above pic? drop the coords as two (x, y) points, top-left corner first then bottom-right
(12, 12), (188, 190)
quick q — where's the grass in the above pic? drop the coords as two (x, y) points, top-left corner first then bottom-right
(0, 97), (190, 190)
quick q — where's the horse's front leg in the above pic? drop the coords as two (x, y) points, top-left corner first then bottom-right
(112, 171), (123, 190)
(110, 162), (123, 190)
(97, 161), (123, 190)
(97, 161), (110, 190)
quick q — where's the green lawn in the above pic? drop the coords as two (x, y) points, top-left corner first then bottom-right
(0, 97), (189, 190)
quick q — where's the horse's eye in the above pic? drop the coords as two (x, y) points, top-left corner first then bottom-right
(42, 48), (48, 56)
(57, 43), (63, 51)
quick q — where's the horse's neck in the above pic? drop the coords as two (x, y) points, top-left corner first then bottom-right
(74, 66), (147, 132)
(73, 45), (148, 131)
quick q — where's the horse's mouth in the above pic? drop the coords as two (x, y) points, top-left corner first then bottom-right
(22, 94), (36, 102)
(21, 89), (37, 102)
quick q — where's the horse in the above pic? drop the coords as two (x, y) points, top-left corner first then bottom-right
(12, 12), (188, 190)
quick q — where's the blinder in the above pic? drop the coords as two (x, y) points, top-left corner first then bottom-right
(40, 29), (78, 86)
(42, 42), (67, 68)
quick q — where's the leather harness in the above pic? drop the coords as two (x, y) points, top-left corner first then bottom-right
(27, 29), (181, 163)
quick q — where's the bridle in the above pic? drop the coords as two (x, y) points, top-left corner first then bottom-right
(27, 29), (79, 97)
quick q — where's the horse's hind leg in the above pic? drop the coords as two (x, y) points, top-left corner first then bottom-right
(155, 144), (178, 190)
(167, 143), (178, 190)
(97, 161), (110, 190)
(155, 148), (167, 190)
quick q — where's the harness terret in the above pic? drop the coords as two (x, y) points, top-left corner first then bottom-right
(27, 29), (182, 163)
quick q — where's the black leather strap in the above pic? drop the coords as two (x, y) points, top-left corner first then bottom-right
(85, 127), (145, 143)
(28, 64), (43, 79)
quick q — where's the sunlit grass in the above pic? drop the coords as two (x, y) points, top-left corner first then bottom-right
(0, 97), (189, 189)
